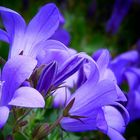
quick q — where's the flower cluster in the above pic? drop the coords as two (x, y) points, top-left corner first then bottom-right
(0, 3), (135, 140)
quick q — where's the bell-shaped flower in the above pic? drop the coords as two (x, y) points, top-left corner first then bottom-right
(60, 53), (129, 140)
(124, 68), (140, 121)
(109, 49), (140, 121)
(0, 3), (70, 60)
(0, 55), (45, 129)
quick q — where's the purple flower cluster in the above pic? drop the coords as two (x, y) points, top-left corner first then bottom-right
(110, 42), (140, 121)
(0, 3), (130, 140)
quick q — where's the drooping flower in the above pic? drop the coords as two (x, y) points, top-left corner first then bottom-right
(60, 52), (129, 140)
(109, 49), (140, 121)
(0, 3), (70, 60)
(0, 55), (45, 129)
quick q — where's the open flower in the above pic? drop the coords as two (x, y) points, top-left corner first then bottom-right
(60, 52), (129, 140)
(0, 55), (45, 129)
(0, 3), (70, 60)
(109, 49), (140, 121)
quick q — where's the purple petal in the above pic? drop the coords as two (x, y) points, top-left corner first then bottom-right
(69, 80), (117, 114)
(127, 90), (140, 121)
(65, 72), (78, 88)
(29, 40), (69, 60)
(37, 49), (70, 67)
(107, 127), (125, 140)
(53, 87), (71, 108)
(9, 87), (45, 108)
(0, 29), (9, 42)
(0, 6), (26, 58)
(24, 3), (60, 54)
(110, 50), (139, 84)
(54, 53), (86, 87)
(92, 49), (110, 75)
(61, 109), (100, 132)
(106, 0), (132, 34)
(115, 85), (127, 101)
(103, 69), (117, 82)
(96, 108), (108, 133)
(103, 106), (125, 133)
(0, 106), (9, 129)
(114, 102), (130, 125)
(97, 106), (126, 140)
(77, 67), (87, 88)
(37, 61), (57, 95)
(124, 68), (140, 90)
(1, 56), (37, 106)
(50, 28), (70, 46)
(59, 13), (65, 26)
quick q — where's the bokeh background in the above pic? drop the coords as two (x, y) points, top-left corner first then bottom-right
(0, 0), (140, 139)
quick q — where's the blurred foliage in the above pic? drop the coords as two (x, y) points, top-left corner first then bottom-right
(1, 0), (140, 140)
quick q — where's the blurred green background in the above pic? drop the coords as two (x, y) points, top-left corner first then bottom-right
(1, 0), (140, 139)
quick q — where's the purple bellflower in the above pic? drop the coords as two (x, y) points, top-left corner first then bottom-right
(36, 48), (79, 108)
(0, 3), (70, 60)
(110, 49), (140, 121)
(106, 0), (132, 34)
(0, 55), (45, 129)
(37, 52), (85, 96)
(124, 68), (140, 121)
(110, 50), (139, 85)
(60, 52), (129, 140)
(92, 49), (127, 102)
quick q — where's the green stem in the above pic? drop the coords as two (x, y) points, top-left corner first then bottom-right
(13, 109), (32, 133)
(46, 116), (63, 135)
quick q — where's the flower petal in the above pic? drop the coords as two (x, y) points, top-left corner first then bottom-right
(0, 6), (26, 58)
(0, 106), (9, 129)
(97, 106), (126, 140)
(107, 127), (126, 140)
(102, 106), (126, 133)
(54, 53), (86, 87)
(69, 80), (117, 114)
(53, 87), (71, 108)
(0, 29), (9, 42)
(92, 49), (110, 77)
(124, 68), (140, 90)
(61, 109), (99, 132)
(127, 90), (140, 121)
(37, 61), (57, 95)
(27, 39), (69, 60)
(24, 3), (60, 54)
(110, 50), (139, 84)
(106, 0), (132, 34)
(1, 56), (37, 106)
(9, 87), (45, 108)
(50, 28), (70, 46)
(37, 49), (70, 67)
